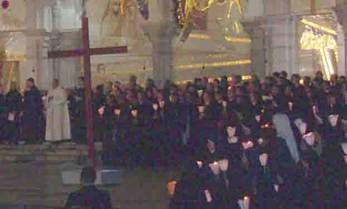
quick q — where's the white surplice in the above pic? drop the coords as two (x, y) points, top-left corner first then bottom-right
(45, 86), (71, 142)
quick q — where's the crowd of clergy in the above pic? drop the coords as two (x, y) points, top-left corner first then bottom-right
(0, 71), (347, 208)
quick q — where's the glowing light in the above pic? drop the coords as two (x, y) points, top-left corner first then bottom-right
(177, 0), (244, 32)
(176, 75), (252, 85)
(179, 0), (215, 28)
(0, 49), (26, 61)
(167, 181), (177, 196)
(301, 19), (337, 36)
(188, 33), (251, 44)
(192, 0), (215, 12)
(242, 75), (252, 80)
(319, 48), (331, 80)
(176, 59), (251, 70)
(300, 27), (338, 80)
(1, 0), (9, 10)
(300, 30), (337, 50)
(189, 33), (211, 40)
(224, 37), (251, 43)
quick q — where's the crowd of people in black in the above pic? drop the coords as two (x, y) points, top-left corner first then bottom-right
(167, 71), (347, 209)
(1, 71), (347, 208)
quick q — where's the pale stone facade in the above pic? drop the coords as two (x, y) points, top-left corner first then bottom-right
(1, 0), (347, 90)
(243, 0), (345, 78)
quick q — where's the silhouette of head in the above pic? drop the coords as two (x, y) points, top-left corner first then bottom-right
(80, 166), (96, 185)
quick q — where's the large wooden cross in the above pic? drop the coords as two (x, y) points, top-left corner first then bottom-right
(48, 17), (128, 167)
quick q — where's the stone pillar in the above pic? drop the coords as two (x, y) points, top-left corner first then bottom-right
(335, 2), (347, 76)
(19, 0), (46, 89)
(264, 16), (299, 76)
(337, 24), (346, 76)
(144, 23), (176, 87)
(143, 0), (177, 87)
(243, 20), (266, 78)
(47, 0), (81, 89)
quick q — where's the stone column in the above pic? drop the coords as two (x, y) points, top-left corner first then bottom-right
(51, 0), (62, 80)
(47, 0), (81, 89)
(143, 0), (177, 87)
(19, 0), (46, 89)
(335, 1), (347, 76)
(242, 20), (266, 78)
(264, 15), (299, 76)
(144, 23), (176, 87)
(337, 23), (346, 76)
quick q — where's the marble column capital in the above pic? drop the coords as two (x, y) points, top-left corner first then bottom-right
(241, 19), (266, 38)
(334, 4), (347, 26)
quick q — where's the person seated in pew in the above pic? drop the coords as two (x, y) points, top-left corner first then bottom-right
(64, 166), (113, 209)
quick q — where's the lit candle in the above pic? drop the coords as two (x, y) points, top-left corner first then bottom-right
(312, 105), (318, 114)
(114, 109), (121, 116)
(152, 103), (159, 111)
(204, 190), (213, 203)
(198, 90), (204, 97)
(288, 102), (293, 111)
(131, 109), (138, 117)
(243, 196), (250, 209)
(198, 106), (205, 113)
(196, 161), (203, 168)
(98, 106), (105, 116)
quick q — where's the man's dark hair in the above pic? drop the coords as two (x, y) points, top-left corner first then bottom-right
(27, 77), (35, 83)
(80, 166), (96, 185)
(273, 72), (280, 78)
(280, 71), (288, 78)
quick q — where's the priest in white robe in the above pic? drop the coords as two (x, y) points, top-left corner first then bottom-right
(45, 79), (71, 142)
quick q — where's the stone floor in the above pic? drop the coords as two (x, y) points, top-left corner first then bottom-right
(0, 144), (179, 209)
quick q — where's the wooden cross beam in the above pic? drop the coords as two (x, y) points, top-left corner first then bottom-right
(48, 17), (128, 168)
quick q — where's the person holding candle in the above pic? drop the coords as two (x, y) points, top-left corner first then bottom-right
(320, 110), (347, 208)
(250, 148), (280, 209)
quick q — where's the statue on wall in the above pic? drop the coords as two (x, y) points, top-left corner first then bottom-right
(100, 0), (142, 44)
(216, 0), (245, 35)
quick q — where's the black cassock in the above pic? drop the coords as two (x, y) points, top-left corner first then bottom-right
(292, 85), (310, 120)
(203, 170), (241, 209)
(296, 148), (322, 209)
(6, 90), (22, 112)
(123, 103), (148, 166)
(97, 104), (117, 167)
(169, 159), (206, 209)
(64, 185), (112, 209)
(111, 103), (130, 166)
(274, 137), (301, 209)
(22, 86), (43, 142)
(251, 164), (279, 209)
(0, 93), (6, 140)
(2, 90), (22, 143)
(191, 102), (222, 158)
(69, 88), (86, 143)
(320, 133), (347, 209)
(165, 101), (186, 165)
(94, 93), (106, 143)
(137, 101), (156, 166)
(148, 103), (168, 166)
